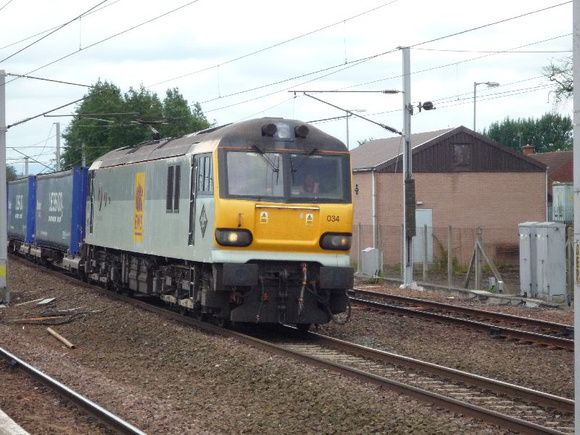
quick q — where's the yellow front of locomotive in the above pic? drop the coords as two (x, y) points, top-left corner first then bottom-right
(211, 119), (354, 328)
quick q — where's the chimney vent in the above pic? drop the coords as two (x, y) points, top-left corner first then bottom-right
(522, 145), (534, 156)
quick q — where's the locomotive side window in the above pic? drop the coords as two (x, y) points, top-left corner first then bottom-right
(174, 165), (181, 211)
(166, 164), (181, 213)
(196, 154), (213, 194)
(226, 152), (283, 198)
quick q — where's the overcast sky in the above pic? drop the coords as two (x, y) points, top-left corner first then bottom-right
(0, 0), (572, 174)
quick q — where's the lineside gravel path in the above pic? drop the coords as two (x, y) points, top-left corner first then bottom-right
(0, 258), (505, 434)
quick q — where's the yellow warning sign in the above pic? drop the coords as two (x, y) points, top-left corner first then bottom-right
(305, 213), (314, 226)
(260, 211), (269, 224)
(133, 172), (145, 243)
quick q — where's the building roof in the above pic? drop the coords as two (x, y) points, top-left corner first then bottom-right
(351, 127), (454, 171)
(528, 150), (572, 176)
(351, 125), (546, 173)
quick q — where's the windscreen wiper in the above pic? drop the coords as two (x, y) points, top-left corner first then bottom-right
(252, 145), (279, 173)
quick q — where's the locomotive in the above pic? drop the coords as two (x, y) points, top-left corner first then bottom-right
(8, 118), (354, 330)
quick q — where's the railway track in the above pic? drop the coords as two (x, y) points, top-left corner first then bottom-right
(350, 288), (574, 351)
(8, 258), (575, 434)
(136, 301), (576, 434)
(0, 347), (144, 435)
(105, 294), (575, 434)
(270, 332), (575, 434)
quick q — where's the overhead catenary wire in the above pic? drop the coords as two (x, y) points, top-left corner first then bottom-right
(0, 0), (119, 52)
(201, 4), (571, 112)
(10, 148), (55, 172)
(0, 0), (110, 64)
(302, 92), (402, 135)
(409, 1), (571, 49)
(6, 74), (91, 88)
(0, 0), (13, 12)
(201, 50), (396, 108)
(341, 34), (571, 92)
(201, 31), (570, 119)
(6, 2), (569, 121)
(4, 0), (201, 86)
(309, 81), (557, 129)
(147, 0), (401, 88)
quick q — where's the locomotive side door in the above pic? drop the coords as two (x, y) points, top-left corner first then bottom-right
(188, 153), (214, 250)
(88, 170), (95, 235)
(188, 155), (197, 245)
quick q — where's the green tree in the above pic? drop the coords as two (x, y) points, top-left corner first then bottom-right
(482, 113), (573, 153)
(61, 80), (124, 168)
(543, 56), (573, 103)
(7, 165), (17, 182)
(61, 80), (211, 168)
(162, 89), (210, 138)
(123, 84), (164, 144)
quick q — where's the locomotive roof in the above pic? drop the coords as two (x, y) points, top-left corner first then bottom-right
(90, 118), (347, 169)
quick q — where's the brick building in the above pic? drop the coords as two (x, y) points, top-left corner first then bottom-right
(524, 147), (573, 223)
(351, 126), (547, 268)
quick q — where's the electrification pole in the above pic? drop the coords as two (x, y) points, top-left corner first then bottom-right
(572, 0), (579, 430)
(0, 70), (8, 303)
(402, 47), (415, 288)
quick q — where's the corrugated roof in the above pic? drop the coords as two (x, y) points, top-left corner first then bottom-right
(351, 127), (455, 171)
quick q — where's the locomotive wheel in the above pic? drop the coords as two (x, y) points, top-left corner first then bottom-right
(296, 323), (311, 335)
(215, 315), (230, 328)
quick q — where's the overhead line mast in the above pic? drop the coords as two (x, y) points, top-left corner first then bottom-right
(0, 70), (8, 304)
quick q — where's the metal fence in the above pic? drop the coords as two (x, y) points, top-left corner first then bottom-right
(352, 223), (574, 298)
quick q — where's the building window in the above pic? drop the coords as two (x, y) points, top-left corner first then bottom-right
(453, 144), (472, 169)
(166, 164), (181, 212)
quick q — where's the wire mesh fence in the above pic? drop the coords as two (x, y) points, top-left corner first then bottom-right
(351, 223), (573, 298)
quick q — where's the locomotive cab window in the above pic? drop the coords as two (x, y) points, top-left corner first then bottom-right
(166, 164), (181, 212)
(225, 151), (284, 198)
(290, 154), (349, 202)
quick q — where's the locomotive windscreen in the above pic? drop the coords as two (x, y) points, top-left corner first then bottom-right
(226, 152), (284, 198)
(224, 150), (351, 203)
(289, 154), (347, 201)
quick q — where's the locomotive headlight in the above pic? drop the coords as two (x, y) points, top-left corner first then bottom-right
(215, 228), (253, 247)
(319, 233), (352, 251)
(274, 123), (292, 140)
